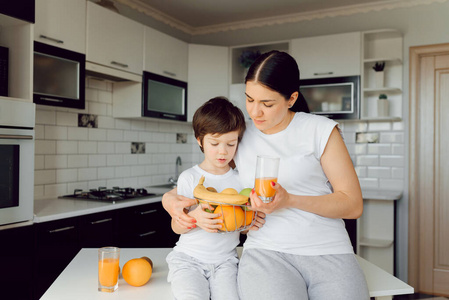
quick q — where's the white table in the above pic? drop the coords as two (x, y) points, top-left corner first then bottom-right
(41, 248), (413, 300)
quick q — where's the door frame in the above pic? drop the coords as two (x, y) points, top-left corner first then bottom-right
(408, 42), (449, 290)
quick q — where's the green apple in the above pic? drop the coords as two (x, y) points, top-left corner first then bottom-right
(239, 188), (252, 197)
(239, 188), (252, 211)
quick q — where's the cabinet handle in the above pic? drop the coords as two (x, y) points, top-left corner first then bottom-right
(0, 134), (33, 140)
(313, 71), (334, 76)
(163, 70), (176, 77)
(139, 209), (157, 215)
(48, 226), (75, 233)
(39, 34), (64, 44)
(38, 97), (63, 103)
(90, 218), (112, 225)
(110, 61), (129, 68)
(139, 231), (156, 237)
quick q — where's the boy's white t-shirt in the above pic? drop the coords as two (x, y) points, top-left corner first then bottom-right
(173, 165), (243, 264)
(234, 112), (354, 256)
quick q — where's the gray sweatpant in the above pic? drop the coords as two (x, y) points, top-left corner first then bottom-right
(237, 248), (370, 300)
(166, 250), (240, 300)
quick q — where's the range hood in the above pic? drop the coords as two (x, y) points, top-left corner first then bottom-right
(86, 61), (142, 83)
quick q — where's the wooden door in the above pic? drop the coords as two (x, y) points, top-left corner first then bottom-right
(409, 43), (449, 296)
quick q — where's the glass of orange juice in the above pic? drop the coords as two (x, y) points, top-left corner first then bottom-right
(98, 247), (120, 292)
(254, 155), (280, 203)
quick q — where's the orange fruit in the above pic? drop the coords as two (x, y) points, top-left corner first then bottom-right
(214, 205), (244, 231)
(141, 256), (153, 269)
(122, 258), (152, 287)
(221, 188), (238, 194)
(244, 209), (255, 226)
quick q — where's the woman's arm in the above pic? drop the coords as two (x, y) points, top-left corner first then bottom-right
(162, 188), (198, 229)
(250, 127), (363, 219)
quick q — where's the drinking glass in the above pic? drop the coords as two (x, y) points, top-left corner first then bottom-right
(254, 155), (280, 203)
(98, 247), (120, 292)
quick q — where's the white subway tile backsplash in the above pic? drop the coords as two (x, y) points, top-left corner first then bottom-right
(45, 125), (68, 140)
(35, 140), (56, 155)
(355, 166), (367, 178)
(44, 184), (68, 198)
(124, 130), (139, 142)
(78, 141), (97, 154)
(98, 89), (113, 104)
(137, 154), (152, 165)
(107, 154), (123, 166)
(56, 141), (78, 154)
(88, 154), (107, 167)
(115, 142), (131, 154)
(131, 165), (145, 177)
(367, 166), (391, 178)
(107, 129), (124, 141)
(88, 128), (108, 141)
(78, 168), (97, 181)
(356, 155), (379, 166)
(56, 169), (78, 183)
(355, 144), (367, 155)
(56, 112), (78, 127)
(392, 167), (405, 179)
(98, 167), (115, 179)
(115, 119), (131, 130)
(98, 115), (115, 129)
(35, 125), (44, 139)
(380, 132), (404, 143)
(98, 142), (115, 154)
(392, 144), (405, 155)
(380, 155), (404, 167)
(131, 120), (146, 130)
(68, 127), (88, 140)
(358, 177), (379, 189)
(123, 154), (139, 165)
(342, 121), (368, 132)
(35, 170), (56, 185)
(367, 144), (391, 155)
(34, 155), (44, 170)
(68, 155), (88, 168)
(368, 122), (391, 131)
(45, 155), (68, 169)
(36, 109), (56, 125)
(115, 166), (131, 178)
(379, 178), (404, 190)
(139, 131), (153, 141)
(88, 102), (108, 116)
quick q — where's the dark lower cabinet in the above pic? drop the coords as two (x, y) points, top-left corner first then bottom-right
(31, 201), (178, 299)
(0, 225), (34, 300)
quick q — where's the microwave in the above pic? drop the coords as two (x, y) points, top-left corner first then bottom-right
(142, 71), (187, 121)
(33, 41), (86, 109)
(300, 76), (360, 120)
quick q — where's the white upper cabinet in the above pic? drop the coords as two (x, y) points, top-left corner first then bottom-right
(34, 0), (86, 53)
(144, 27), (188, 81)
(187, 44), (229, 122)
(86, 1), (144, 75)
(290, 32), (361, 79)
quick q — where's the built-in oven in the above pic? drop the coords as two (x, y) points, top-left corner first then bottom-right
(0, 98), (35, 226)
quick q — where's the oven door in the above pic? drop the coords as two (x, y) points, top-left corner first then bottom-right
(0, 128), (35, 225)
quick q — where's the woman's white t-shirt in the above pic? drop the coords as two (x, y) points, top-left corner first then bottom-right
(234, 112), (354, 256)
(173, 165), (243, 263)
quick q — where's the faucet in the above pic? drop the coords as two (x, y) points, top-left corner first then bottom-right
(169, 156), (182, 186)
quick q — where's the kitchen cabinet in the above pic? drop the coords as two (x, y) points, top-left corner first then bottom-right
(86, 1), (144, 75)
(360, 29), (403, 120)
(34, 0), (86, 54)
(0, 225), (34, 300)
(356, 190), (402, 275)
(290, 32), (361, 79)
(79, 210), (115, 248)
(187, 44), (229, 122)
(34, 216), (80, 300)
(144, 26), (188, 82)
(0, 13), (33, 101)
(116, 202), (178, 248)
(0, 0), (34, 23)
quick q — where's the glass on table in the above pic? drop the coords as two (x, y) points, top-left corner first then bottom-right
(98, 247), (120, 292)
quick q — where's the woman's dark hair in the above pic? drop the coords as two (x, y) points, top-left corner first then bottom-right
(193, 96), (246, 152)
(245, 50), (309, 113)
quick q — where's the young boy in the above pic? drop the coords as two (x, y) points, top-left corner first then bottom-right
(166, 97), (246, 300)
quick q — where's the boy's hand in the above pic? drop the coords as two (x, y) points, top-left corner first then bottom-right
(188, 203), (223, 233)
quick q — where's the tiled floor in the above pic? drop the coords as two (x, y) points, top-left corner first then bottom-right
(393, 293), (449, 299)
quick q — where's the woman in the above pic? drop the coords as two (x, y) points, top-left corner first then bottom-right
(163, 50), (369, 299)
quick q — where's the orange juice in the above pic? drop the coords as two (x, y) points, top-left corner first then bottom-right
(255, 177), (277, 198)
(98, 258), (119, 287)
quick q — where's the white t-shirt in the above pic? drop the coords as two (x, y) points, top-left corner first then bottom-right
(234, 112), (354, 255)
(173, 165), (243, 264)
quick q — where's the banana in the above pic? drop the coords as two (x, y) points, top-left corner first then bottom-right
(193, 175), (249, 205)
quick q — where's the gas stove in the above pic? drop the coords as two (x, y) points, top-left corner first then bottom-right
(59, 187), (157, 203)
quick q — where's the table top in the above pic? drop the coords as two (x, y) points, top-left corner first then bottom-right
(41, 248), (413, 300)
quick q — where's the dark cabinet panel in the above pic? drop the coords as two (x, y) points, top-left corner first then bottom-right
(79, 210), (115, 248)
(0, 225), (34, 300)
(0, 0), (35, 23)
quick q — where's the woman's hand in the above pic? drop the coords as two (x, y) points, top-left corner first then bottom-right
(162, 188), (197, 229)
(248, 211), (266, 231)
(249, 181), (291, 214)
(188, 203), (223, 233)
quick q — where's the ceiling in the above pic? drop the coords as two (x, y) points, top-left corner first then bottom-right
(111, 0), (425, 35)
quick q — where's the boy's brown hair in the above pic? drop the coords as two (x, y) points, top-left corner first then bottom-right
(193, 97), (246, 152)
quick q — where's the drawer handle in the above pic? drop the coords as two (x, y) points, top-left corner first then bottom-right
(111, 61), (129, 68)
(140, 209), (157, 215)
(313, 71), (334, 76)
(39, 34), (64, 44)
(48, 226), (75, 233)
(90, 218), (112, 225)
(139, 231), (156, 237)
(163, 70), (176, 77)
